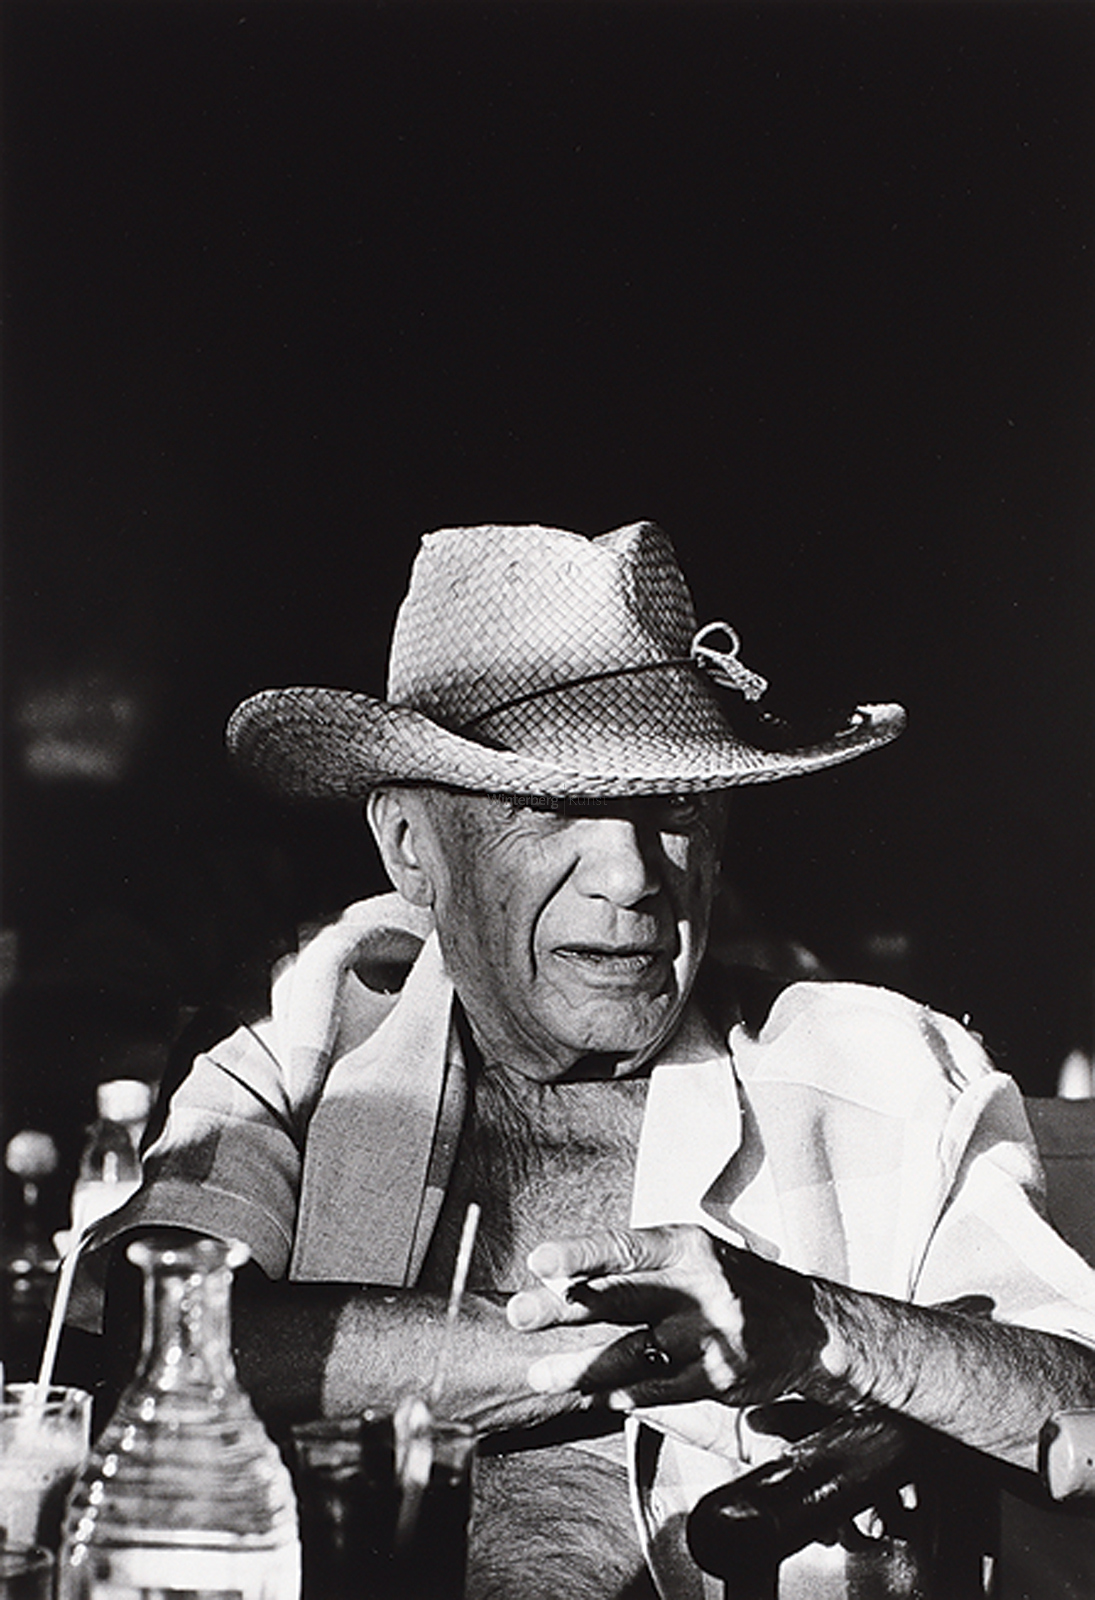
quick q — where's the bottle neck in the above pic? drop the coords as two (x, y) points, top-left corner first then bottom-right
(138, 1260), (238, 1394)
(79, 1120), (139, 1181)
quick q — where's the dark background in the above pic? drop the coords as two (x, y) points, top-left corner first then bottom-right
(2, 0), (1093, 1188)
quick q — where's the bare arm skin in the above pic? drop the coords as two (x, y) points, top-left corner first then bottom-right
(506, 1224), (1095, 1472)
(100, 1240), (616, 1440)
(278, 1278), (618, 1434)
(814, 1273), (1095, 1469)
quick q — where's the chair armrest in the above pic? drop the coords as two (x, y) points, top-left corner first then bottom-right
(686, 1408), (919, 1581)
(1042, 1412), (1095, 1500)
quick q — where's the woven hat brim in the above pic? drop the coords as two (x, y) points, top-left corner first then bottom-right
(226, 679), (906, 799)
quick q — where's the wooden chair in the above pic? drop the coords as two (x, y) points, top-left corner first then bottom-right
(999, 1097), (1095, 1600)
(687, 1097), (1095, 1599)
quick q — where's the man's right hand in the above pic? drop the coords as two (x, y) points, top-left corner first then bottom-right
(231, 1264), (620, 1437)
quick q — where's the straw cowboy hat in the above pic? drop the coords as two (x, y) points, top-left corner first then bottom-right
(226, 521), (905, 798)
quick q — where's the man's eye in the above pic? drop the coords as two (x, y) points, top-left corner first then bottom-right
(661, 795), (701, 826)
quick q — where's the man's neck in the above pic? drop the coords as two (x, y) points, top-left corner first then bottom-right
(453, 1001), (663, 1086)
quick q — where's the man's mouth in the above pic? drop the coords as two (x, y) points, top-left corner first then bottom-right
(551, 944), (668, 982)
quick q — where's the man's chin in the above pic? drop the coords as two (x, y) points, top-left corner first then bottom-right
(544, 994), (683, 1071)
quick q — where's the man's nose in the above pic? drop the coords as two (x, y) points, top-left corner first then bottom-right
(571, 816), (661, 906)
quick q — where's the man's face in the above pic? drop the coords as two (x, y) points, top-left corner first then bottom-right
(400, 787), (727, 1081)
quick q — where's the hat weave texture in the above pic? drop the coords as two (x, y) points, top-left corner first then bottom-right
(227, 521), (905, 798)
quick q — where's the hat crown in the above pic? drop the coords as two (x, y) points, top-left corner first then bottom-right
(226, 516), (906, 799)
(387, 521), (698, 728)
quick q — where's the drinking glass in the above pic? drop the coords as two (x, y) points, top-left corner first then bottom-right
(291, 1406), (476, 1600)
(0, 1546), (53, 1600)
(0, 1385), (91, 1552)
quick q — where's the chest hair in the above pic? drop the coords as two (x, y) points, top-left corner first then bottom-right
(421, 1068), (648, 1295)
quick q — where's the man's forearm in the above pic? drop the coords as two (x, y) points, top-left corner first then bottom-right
(232, 1271), (611, 1436)
(813, 1278), (1095, 1471)
(708, 1232), (1095, 1470)
(512, 1227), (1095, 1478)
(102, 1238), (615, 1439)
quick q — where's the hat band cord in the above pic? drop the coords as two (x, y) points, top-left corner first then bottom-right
(454, 624), (767, 735)
(690, 622), (769, 702)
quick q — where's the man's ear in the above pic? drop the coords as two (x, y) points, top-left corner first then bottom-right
(365, 788), (438, 909)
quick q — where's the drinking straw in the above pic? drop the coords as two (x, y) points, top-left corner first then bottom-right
(429, 1200), (481, 1409)
(394, 1200), (480, 1550)
(393, 1394), (434, 1550)
(34, 1227), (88, 1400)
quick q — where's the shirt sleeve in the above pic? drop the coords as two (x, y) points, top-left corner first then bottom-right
(913, 1067), (1095, 1347)
(70, 1018), (301, 1330)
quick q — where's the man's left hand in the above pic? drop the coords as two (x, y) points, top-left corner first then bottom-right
(506, 1224), (835, 1414)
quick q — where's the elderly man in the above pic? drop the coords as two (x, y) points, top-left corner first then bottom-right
(85, 522), (1095, 1599)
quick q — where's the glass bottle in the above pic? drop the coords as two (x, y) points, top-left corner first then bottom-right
(58, 1233), (301, 1600)
(68, 1081), (152, 1238)
(3, 1130), (61, 1373)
